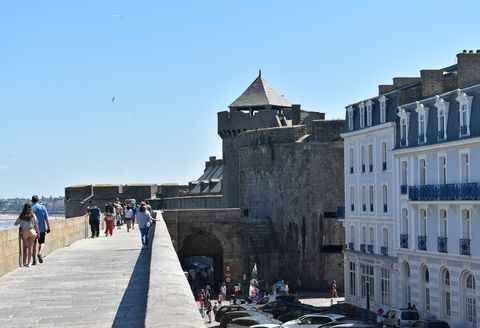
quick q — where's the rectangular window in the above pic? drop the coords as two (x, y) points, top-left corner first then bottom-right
(348, 110), (353, 131)
(382, 142), (387, 171)
(380, 98), (386, 123)
(419, 159), (426, 186)
(446, 291), (451, 316)
(360, 106), (365, 128)
(381, 269), (390, 306)
(401, 161), (408, 186)
(426, 287), (430, 310)
(461, 153), (469, 183)
(369, 186), (374, 212)
(349, 262), (356, 296)
(420, 209), (427, 235)
(366, 103), (372, 127)
(466, 297), (476, 323)
(439, 156), (446, 185)
(361, 264), (374, 301)
(440, 210), (448, 238)
(382, 186), (388, 213)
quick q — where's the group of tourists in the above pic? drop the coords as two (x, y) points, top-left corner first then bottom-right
(14, 195), (50, 267)
(86, 198), (155, 249)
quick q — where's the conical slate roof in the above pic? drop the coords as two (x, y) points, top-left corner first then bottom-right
(229, 71), (292, 109)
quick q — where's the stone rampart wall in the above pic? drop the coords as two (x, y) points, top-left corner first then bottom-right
(147, 211), (205, 327)
(159, 195), (223, 210)
(0, 216), (88, 277)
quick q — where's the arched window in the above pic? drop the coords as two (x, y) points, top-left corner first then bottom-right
(349, 148), (354, 174)
(362, 185), (366, 212)
(441, 268), (451, 317)
(369, 226), (375, 246)
(369, 185), (374, 212)
(361, 146), (366, 173)
(368, 144), (373, 172)
(350, 225), (355, 243)
(421, 265), (431, 311)
(463, 272), (477, 325)
(382, 185), (388, 213)
(382, 142), (387, 171)
(362, 226), (367, 244)
(350, 187), (355, 212)
(402, 262), (411, 306)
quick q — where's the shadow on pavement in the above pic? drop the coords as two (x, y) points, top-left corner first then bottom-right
(112, 225), (155, 328)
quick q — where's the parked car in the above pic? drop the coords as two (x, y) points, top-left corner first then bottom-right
(226, 316), (282, 328)
(381, 308), (420, 327)
(412, 320), (451, 328)
(250, 324), (283, 328)
(250, 294), (299, 308)
(216, 304), (254, 323)
(283, 313), (347, 327)
(259, 301), (324, 320)
(220, 310), (272, 328)
(327, 322), (374, 328)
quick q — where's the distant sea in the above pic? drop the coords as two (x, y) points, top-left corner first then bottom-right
(0, 213), (64, 230)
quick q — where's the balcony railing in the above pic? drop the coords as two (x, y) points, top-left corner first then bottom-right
(418, 235), (427, 251)
(460, 125), (468, 137)
(367, 244), (374, 254)
(360, 244), (366, 252)
(400, 234), (408, 248)
(348, 242), (354, 251)
(362, 164), (365, 173)
(401, 185), (408, 195)
(382, 161), (387, 171)
(438, 130), (446, 141)
(418, 133), (426, 144)
(381, 246), (388, 256)
(437, 236), (448, 253)
(400, 138), (407, 147)
(408, 183), (480, 201)
(460, 238), (471, 256)
(369, 164), (373, 172)
(350, 166), (354, 174)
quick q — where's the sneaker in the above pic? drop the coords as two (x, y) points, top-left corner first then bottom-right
(37, 253), (44, 264)
(91, 235), (95, 238)
(32, 260), (37, 266)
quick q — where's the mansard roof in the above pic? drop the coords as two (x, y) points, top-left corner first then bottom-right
(229, 71), (292, 109)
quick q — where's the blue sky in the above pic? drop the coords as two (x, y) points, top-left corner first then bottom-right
(1, 0), (479, 198)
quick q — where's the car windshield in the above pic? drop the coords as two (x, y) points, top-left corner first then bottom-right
(401, 311), (420, 320)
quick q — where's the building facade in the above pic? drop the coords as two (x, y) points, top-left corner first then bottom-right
(343, 50), (480, 327)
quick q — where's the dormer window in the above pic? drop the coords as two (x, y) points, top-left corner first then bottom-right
(456, 89), (473, 137)
(379, 95), (387, 123)
(366, 100), (373, 127)
(347, 106), (354, 131)
(359, 102), (365, 128)
(415, 102), (429, 144)
(398, 107), (410, 147)
(435, 96), (449, 141)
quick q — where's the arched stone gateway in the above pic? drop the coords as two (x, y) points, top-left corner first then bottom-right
(179, 231), (224, 288)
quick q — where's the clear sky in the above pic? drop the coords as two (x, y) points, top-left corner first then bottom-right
(1, 0), (479, 198)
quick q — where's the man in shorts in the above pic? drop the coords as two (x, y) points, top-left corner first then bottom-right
(32, 195), (50, 264)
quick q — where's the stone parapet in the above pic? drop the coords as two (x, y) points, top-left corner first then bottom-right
(0, 216), (88, 277)
(146, 211), (205, 327)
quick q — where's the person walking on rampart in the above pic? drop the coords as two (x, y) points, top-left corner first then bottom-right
(15, 203), (39, 267)
(104, 203), (116, 236)
(136, 202), (153, 249)
(124, 204), (134, 232)
(86, 201), (101, 238)
(31, 195), (50, 264)
(114, 198), (123, 229)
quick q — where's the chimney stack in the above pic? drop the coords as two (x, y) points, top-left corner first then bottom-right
(457, 50), (480, 88)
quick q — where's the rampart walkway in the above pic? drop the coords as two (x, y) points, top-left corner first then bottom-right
(0, 214), (204, 328)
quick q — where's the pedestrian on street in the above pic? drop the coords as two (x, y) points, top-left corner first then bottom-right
(136, 202), (153, 249)
(31, 195), (50, 264)
(104, 203), (116, 236)
(86, 201), (101, 238)
(330, 280), (338, 298)
(234, 282), (241, 299)
(15, 203), (39, 267)
(220, 282), (227, 302)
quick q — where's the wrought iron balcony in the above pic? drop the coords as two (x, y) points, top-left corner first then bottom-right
(418, 133), (426, 144)
(381, 246), (388, 256)
(437, 236), (448, 253)
(362, 164), (365, 173)
(382, 161), (387, 171)
(460, 125), (468, 137)
(369, 164), (373, 172)
(360, 244), (366, 252)
(400, 138), (407, 147)
(367, 244), (374, 254)
(383, 204), (388, 212)
(401, 185), (408, 195)
(369, 204), (373, 212)
(350, 166), (354, 174)
(400, 234), (408, 248)
(460, 238), (471, 256)
(348, 242), (354, 251)
(418, 235), (427, 251)
(408, 183), (480, 201)
(438, 130), (446, 141)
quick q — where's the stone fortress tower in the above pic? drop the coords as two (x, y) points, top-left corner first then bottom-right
(65, 72), (346, 291)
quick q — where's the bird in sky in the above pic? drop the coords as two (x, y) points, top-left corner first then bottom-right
(110, 13), (122, 18)
(112, 97), (116, 103)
